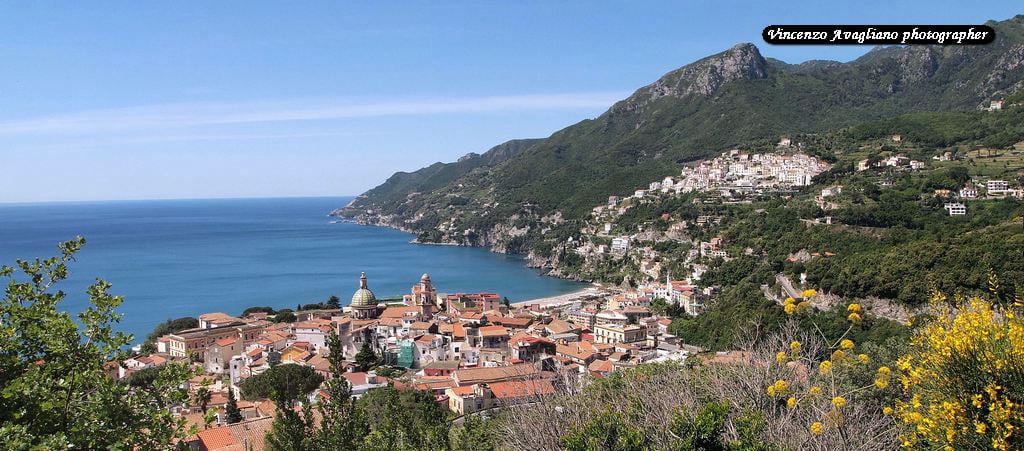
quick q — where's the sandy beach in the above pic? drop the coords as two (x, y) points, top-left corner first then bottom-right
(512, 285), (611, 309)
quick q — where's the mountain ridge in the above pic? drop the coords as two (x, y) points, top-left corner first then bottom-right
(336, 15), (1024, 261)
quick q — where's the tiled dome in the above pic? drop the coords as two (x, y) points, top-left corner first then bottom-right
(351, 272), (377, 307)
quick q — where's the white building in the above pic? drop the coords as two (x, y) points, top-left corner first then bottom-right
(944, 202), (967, 216)
(987, 180), (1009, 194)
(959, 185), (978, 199)
(611, 236), (631, 253)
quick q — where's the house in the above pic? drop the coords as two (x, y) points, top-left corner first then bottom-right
(909, 160), (925, 170)
(593, 324), (646, 345)
(960, 185), (978, 198)
(451, 363), (540, 387)
(944, 202), (967, 216)
(778, 136), (792, 147)
(989, 100), (1004, 111)
(891, 134), (902, 142)
(342, 371), (389, 398)
(204, 337), (243, 374)
(987, 180), (1009, 195)
(445, 379), (556, 415)
(478, 325), (510, 349)
(611, 236), (631, 253)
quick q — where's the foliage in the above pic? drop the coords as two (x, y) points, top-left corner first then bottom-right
(272, 310), (297, 323)
(225, 388), (243, 424)
(561, 409), (649, 451)
(891, 288), (1024, 450)
(239, 363), (323, 406)
(354, 341), (378, 372)
(141, 316), (198, 353)
(449, 414), (496, 451)
(0, 237), (195, 449)
(310, 330), (368, 450)
(669, 400), (729, 450)
(357, 386), (450, 450)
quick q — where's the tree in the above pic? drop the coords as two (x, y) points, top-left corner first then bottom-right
(311, 330), (368, 449)
(354, 341), (378, 372)
(560, 409), (648, 451)
(450, 414), (496, 451)
(225, 388), (243, 424)
(239, 364), (323, 405)
(357, 386), (450, 450)
(195, 382), (213, 429)
(326, 295), (341, 309)
(0, 237), (195, 449)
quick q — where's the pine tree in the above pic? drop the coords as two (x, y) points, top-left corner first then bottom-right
(354, 341), (378, 372)
(225, 388), (243, 424)
(311, 330), (369, 449)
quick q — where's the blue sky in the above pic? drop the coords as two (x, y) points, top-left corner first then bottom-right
(1, 1), (1020, 203)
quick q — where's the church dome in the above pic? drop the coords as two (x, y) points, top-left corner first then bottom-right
(351, 272), (377, 307)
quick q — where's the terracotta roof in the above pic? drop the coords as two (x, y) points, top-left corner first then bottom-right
(489, 379), (556, 399)
(546, 320), (577, 334)
(452, 363), (539, 386)
(214, 337), (238, 347)
(478, 325), (508, 338)
(226, 417), (273, 451)
(196, 426), (239, 450)
(409, 321), (433, 330)
(493, 316), (533, 328)
(556, 344), (595, 362)
(415, 334), (438, 344)
(380, 306), (420, 319)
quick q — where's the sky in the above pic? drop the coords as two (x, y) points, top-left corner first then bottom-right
(1, 1), (1020, 203)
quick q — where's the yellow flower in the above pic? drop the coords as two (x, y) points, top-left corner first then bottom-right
(972, 394), (983, 408)
(790, 341), (801, 353)
(831, 350), (846, 362)
(766, 386), (776, 397)
(975, 422), (987, 434)
(809, 385), (822, 396)
(810, 422), (824, 435)
(784, 303), (796, 315)
(773, 379), (789, 395)
(840, 339), (854, 350)
(819, 360), (832, 375)
(832, 396), (847, 409)
(802, 289), (818, 298)
(776, 351), (787, 364)
(784, 297), (795, 305)
(858, 354), (870, 364)
(847, 303), (861, 313)
(883, 406), (893, 416)
(875, 377), (889, 389)
(877, 366), (891, 376)
(847, 312), (862, 323)
(787, 397), (797, 409)
(796, 301), (811, 313)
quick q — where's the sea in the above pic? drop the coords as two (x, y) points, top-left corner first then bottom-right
(0, 197), (586, 342)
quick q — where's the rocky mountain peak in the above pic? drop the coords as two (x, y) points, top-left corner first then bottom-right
(615, 42), (768, 112)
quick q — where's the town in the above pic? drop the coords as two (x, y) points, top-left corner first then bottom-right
(117, 270), (718, 449)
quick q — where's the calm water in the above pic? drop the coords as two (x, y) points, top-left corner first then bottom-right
(0, 197), (584, 341)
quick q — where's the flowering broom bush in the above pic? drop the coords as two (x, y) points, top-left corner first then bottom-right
(891, 288), (1024, 449)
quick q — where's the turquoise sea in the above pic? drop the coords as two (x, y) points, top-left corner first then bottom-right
(0, 197), (585, 341)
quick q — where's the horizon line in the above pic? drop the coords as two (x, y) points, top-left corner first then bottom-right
(0, 194), (360, 207)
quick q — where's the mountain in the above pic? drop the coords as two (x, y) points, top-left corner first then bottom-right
(337, 15), (1024, 255)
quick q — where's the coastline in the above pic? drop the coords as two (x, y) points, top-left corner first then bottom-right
(512, 285), (610, 308)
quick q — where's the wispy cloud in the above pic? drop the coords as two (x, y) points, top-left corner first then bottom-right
(0, 92), (627, 136)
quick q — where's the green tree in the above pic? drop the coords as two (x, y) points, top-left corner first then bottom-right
(0, 237), (195, 449)
(354, 341), (378, 372)
(239, 364), (323, 405)
(560, 409), (649, 451)
(326, 295), (341, 309)
(195, 381), (214, 429)
(225, 388), (243, 424)
(670, 400), (729, 450)
(311, 330), (368, 449)
(357, 386), (450, 450)
(450, 413), (496, 451)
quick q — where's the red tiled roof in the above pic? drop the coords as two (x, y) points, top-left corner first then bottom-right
(196, 426), (239, 449)
(489, 379), (556, 399)
(479, 325), (508, 338)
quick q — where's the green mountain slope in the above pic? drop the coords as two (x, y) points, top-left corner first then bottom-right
(338, 15), (1024, 253)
